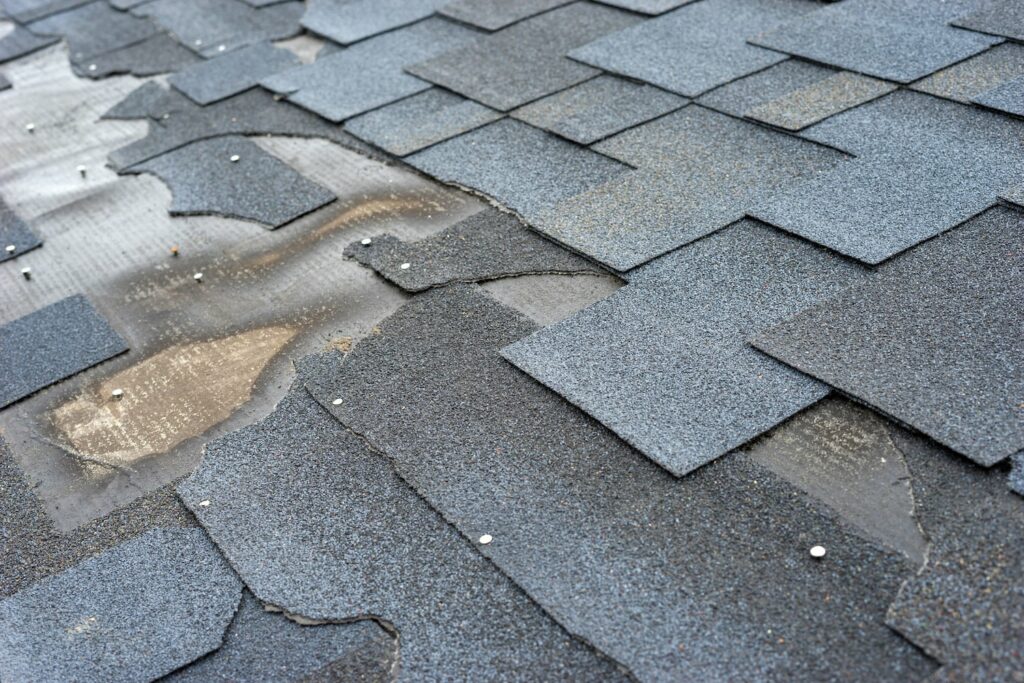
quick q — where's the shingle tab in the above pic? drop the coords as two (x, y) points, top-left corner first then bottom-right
(301, 0), (449, 45)
(744, 71), (896, 131)
(1, 0), (90, 23)
(0, 24), (59, 64)
(28, 0), (157, 63)
(169, 42), (299, 105)
(972, 73), (1024, 117)
(440, 0), (572, 31)
(952, 0), (1024, 42)
(697, 58), (837, 118)
(73, 32), (201, 79)
(591, 0), (695, 14)
(911, 43), (1024, 103)
(568, 0), (815, 97)
(753, 207), (1024, 467)
(0, 198), (41, 263)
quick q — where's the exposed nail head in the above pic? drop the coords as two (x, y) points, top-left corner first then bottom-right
(25, 123), (35, 133)
(332, 398), (343, 406)
(88, 64), (97, 72)
(21, 267), (31, 280)
(5, 245), (15, 254)
(229, 154), (240, 162)
(111, 388), (124, 400)
(400, 262), (411, 270)
(194, 272), (204, 282)
(810, 545), (826, 559)
(199, 500), (211, 507)
(479, 534), (492, 545)
(360, 238), (372, 246)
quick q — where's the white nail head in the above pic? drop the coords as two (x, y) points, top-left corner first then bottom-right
(25, 123), (34, 132)
(332, 398), (343, 406)
(194, 39), (203, 46)
(5, 245), (15, 254)
(360, 238), (372, 246)
(111, 388), (124, 400)
(20, 267), (31, 279)
(810, 545), (826, 559)
(229, 154), (240, 163)
(400, 262), (411, 270)
(77, 165), (87, 177)
(478, 534), (492, 545)
(199, 499), (211, 507)
(217, 45), (226, 52)
(194, 272), (203, 282)
(88, 64), (97, 72)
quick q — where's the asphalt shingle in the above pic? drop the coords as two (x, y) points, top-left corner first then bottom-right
(439, 0), (572, 31)
(1010, 453), (1024, 497)
(952, 0), (1024, 43)
(591, 0), (695, 14)
(168, 41), (299, 105)
(0, 198), (41, 263)
(301, 0), (449, 45)
(0, 0), (90, 23)
(911, 43), (1024, 103)
(697, 58), (837, 117)
(0, 24), (59, 64)
(972, 73), (1024, 117)
(72, 32), (201, 79)
(28, 0), (157, 64)
(744, 70), (895, 131)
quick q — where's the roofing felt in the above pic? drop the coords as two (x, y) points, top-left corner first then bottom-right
(910, 42), (1024, 103)
(502, 220), (867, 476)
(567, 0), (816, 98)
(306, 284), (933, 682)
(344, 207), (602, 292)
(406, 3), (640, 111)
(0, 24), (59, 64)
(753, 206), (1023, 467)
(168, 42), (299, 105)
(126, 136), (336, 228)
(510, 74), (686, 145)
(407, 118), (628, 219)
(0, 0), (89, 23)
(261, 17), (480, 123)
(751, 0), (1001, 83)
(72, 32), (201, 79)
(0, 197), (41, 263)
(27, 0), (157, 63)
(301, 0), (449, 45)
(0, 295), (128, 409)
(752, 89), (1024, 264)
(972, 73), (1024, 117)
(952, 0), (1024, 42)
(743, 70), (896, 131)
(0, 528), (242, 683)
(439, 0), (573, 31)
(177, 353), (630, 682)
(529, 105), (845, 271)
(343, 88), (502, 157)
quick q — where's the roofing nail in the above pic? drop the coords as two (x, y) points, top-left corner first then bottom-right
(25, 123), (34, 133)
(170, 245), (179, 257)
(360, 238), (372, 246)
(5, 245), (15, 254)
(478, 534), (492, 545)
(111, 388), (124, 400)
(199, 500), (211, 507)
(20, 267), (31, 280)
(217, 45), (226, 52)
(332, 398), (343, 406)
(229, 154), (240, 163)
(810, 545), (826, 559)
(77, 165), (87, 178)
(193, 272), (203, 282)
(194, 39), (203, 46)
(87, 64), (97, 72)
(400, 262), (411, 270)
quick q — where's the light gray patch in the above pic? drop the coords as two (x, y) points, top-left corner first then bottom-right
(169, 41), (298, 105)
(568, 0), (814, 97)
(344, 88), (501, 157)
(127, 136), (336, 228)
(0, 295), (128, 409)
(406, 3), (639, 111)
(753, 206), (1024, 467)
(0, 24), (59, 64)
(73, 32), (201, 79)
(301, 0), (448, 45)
(261, 18), (479, 123)
(28, 0), (157, 63)
(911, 43), (1024, 104)
(952, 0), (1024, 42)
(744, 71), (896, 131)
(0, 197), (41, 263)
(972, 73), (1024, 117)
(307, 284), (934, 682)
(0, 528), (242, 683)
(697, 58), (837, 118)
(440, 0), (572, 31)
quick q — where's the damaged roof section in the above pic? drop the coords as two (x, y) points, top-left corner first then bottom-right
(167, 41), (299, 106)
(0, 197), (40, 263)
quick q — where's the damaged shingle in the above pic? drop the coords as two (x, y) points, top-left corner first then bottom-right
(0, 295), (128, 409)
(345, 207), (602, 292)
(168, 41), (298, 105)
(743, 70), (895, 131)
(126, 136), (336, 228)
(567, 0), (815, 97)
(0, 198), (41, 263)
(177, 354), (631, 682)
(911, 43), (1024, 104)
(753, 206), (1024, 467)
(27, 0), (157, 65)
(406, 3), (639, 111)
(0, 24), (59, 64)
(0, 528), (242, 683)
(72, 32), (201, 79)
(439, 0), (572, 31)
(952, 0), (1024, 43)
(307, 284), (934, 682)
(301, 0), (449, 45)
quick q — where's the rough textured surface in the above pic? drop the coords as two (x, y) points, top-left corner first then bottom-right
(407, 118), (628, 219)
(697, 58), (837, 118)
(169, 41), (298, 105)
(344, 88), (501, 157)
(407, 3), (639, 111)
(440, 0), (572, 31)
(531, 105), (845, 271)
(0, 295), (128, 409)
(73, 32), (201, 79)
(28, 0), (157, 63)
(568, 0), (815, 97)
(753, 90), (1024, 264)
(0, 528), (242, 683)
(753, 206), (1024, 467)
(0, 23), (59, 64)
(177, 355), (630, 682)
(0, 197), (41, 263)
(953, 0), (1024, 42)
(973, 73), (1024, 118)
(1, 0), (90, 23)
(261, 18), (479, 123)
(346, 207), (601, 291)
(101, 80), (194, 121)
(744, 70), (896, 131)
(301, 0), (448, 45)
(886, 429), (1024, 680)
(1010, 452), (1024, 497)
(164, 592), (396, 683)
(912, 43), (1024, 104)
(752, 0), (1000, 83)
(307, 284), (934, 683)
(127, 136), (335, 228)
(510, 74), (685, 144)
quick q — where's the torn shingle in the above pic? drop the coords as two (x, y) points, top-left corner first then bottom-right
(0, 198), (41, 263)
(439, 0), (572, 31)
(126, 136), (335, 228)
(344, 88), (501, 157)
(744, 71), (896, 131)
(885, 429), (1024, 679)
(168, 42), (298, 105)
(406, 118), (628, 219)
(503, 220), (867, 476)
(406, 3), (639, 111)
(261, 18), (479, 123)
(164, 592), (396, 683)
(345, 207), (602, 292)
(911, 43), (1024, 104)
(0, 529), (242, 683)
(72, 32), (201, 79)
(27, 0), (157, 64)
(751, 0), (1000, 84)
(307, 284), (934, 682)
(952, 0), (1024, 43)
(753, 206), (1024, 467)
(0, 24), (59, 64)
(753, 90), (1024, 264)
(177, 355), (631, 682)
(0, 0), (90, 23)
(0, 295), (128, 410)
(972, 73), (1024, 118)
(697, 58), (838, 118)
(301, 0), (449, 45)
(510, 74), (686, 145)
(530, 106), (844, 271)
(567, 0), (815, 98)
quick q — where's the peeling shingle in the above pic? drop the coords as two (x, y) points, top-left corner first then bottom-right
(972, 73), (1024, 117)
(406, 3), (639, 111)
(753, 206), (1024, 467)
(0, 295), (128, 410)
(406, 118), (628, 219)
(0, 528), (242, 683)
(177, 355), (631, 682)
(344, 88), (501, 156)
(72, 32), (201, 79)
(261, 18), (479, 123)
(510, 75), (686, 145)
(301, 0), (449, 45)
(28, 0), (157, 64)
(0, 198), (41, 263)
(568, 0), (815, 97)
(127, 136), (335, 228)
(751, 0), (1000, 83)
(911, 43), (1024, 103)
(307, 284), (934, 682)
(952, 0), (1024, 43)
(169, 42), (298, 105)
(440, 0), (572, 31)
(744, 70), (895, 131)
(0, 24), (59, 64)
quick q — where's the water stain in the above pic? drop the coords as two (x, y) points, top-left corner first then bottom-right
(48, 326), (297, 468)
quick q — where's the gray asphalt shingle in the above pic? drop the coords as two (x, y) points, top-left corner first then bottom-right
(0, 0), (90, 23)
(911, 43), (1024, 103)
(439, 0), (573, 31)
(972, 73), (1024, 117)
(592, 0), (695, 14)
(168, 42), (299, 105)
(0, 24), (60, 64)
(0, 198), (41, 263)
(952, 0), (1024, 42)
(72, 32), (201, 79)
(697, 58), (838, 118)
(744, 71), (895, 131)
(301, 0), (449, 45)
(27, 0), (157, 64)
